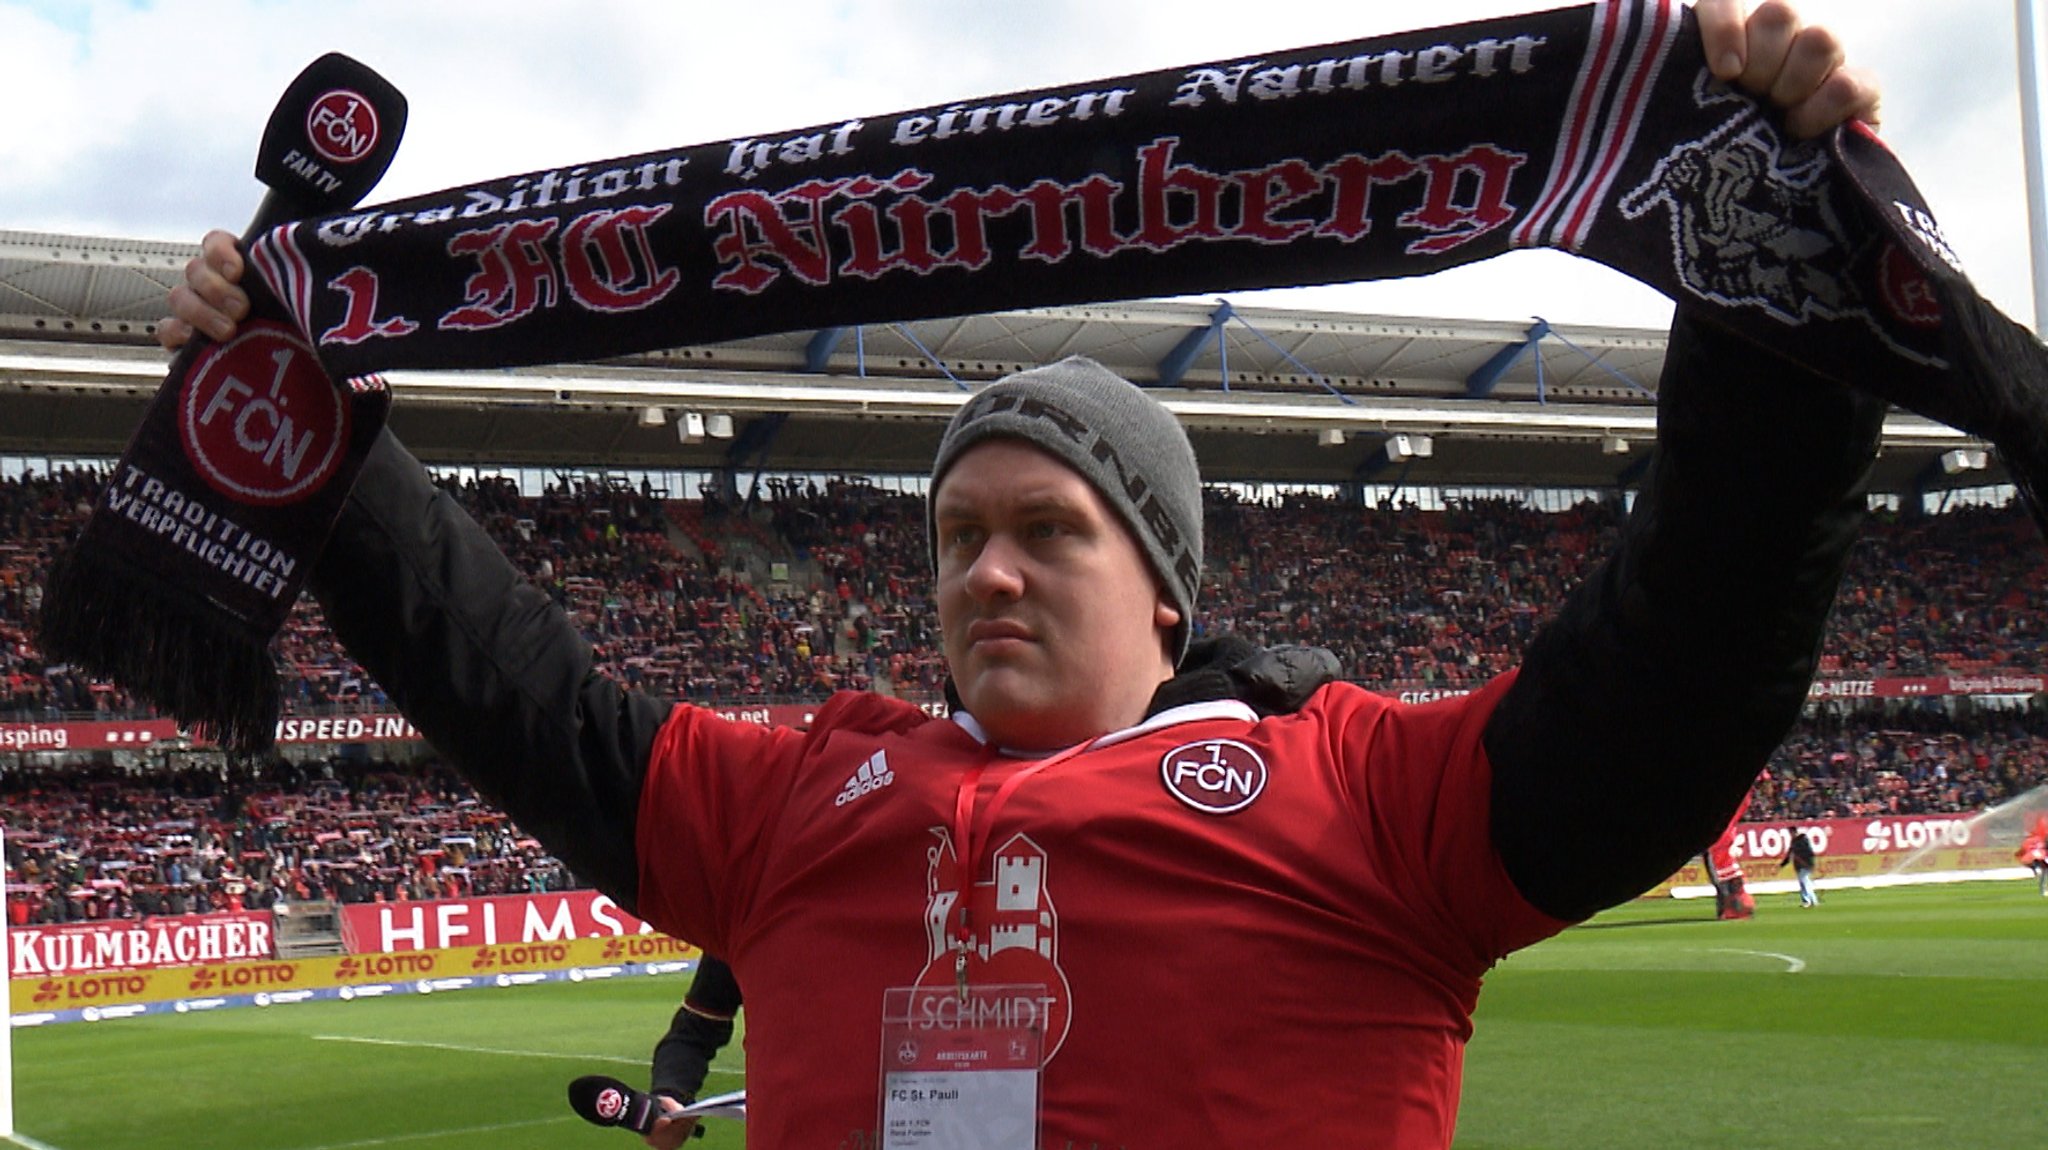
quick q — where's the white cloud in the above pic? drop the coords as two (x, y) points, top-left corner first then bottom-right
(0, 6), (93, 182)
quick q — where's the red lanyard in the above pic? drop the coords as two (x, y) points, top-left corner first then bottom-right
(947, 739), (1093, 999)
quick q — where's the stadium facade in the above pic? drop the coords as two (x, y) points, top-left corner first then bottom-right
(0, 229), (2004, 502)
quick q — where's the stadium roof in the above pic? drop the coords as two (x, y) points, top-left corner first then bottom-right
(0, 229), (1989, 493)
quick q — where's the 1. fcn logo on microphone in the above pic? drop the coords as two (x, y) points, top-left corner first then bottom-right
(180, 321), (350, 506)
(306, 88), (379, 164)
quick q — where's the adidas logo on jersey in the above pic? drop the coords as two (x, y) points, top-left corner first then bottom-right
(834, 750), (896, 807)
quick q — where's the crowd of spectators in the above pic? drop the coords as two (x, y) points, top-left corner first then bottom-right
(1, 468), (115, 717)
(1750, 705), (2048, 821)
(450, 471), (875, 704)
(769, 476), (946, 698)
(1821, 504), (2048, 676)
(1200, 489), (1617, 687)
(8, 702), (2043, 925)
(3, 755), (569, 927)
(6, 466), (2048, 923)
(9, 468), (2047, 715)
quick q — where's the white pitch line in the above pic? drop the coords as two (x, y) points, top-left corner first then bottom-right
(286, 1115), (571, 1150)
(1708, 948), (1807, 973)
(312, 1033), (641, 1065)
(19, 1114), (578, 1150)
(310, 1033), (744, 1075)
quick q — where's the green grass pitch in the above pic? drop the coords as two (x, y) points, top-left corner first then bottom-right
(10, 882), (2046, 1149)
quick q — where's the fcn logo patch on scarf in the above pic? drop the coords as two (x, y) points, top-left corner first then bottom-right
(179, 322), (352, 506)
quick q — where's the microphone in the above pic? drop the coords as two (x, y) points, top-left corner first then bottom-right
(569, 1076), (746, 1136)
(567, 1075), (672, 1136)
(245, 52), (408, 240)
(167, 52), (406, 365)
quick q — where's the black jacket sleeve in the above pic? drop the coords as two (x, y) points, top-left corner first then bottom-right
(1484, 310), (1886, 921)
(306, 430), (667, 913)
(651, 955), (743, 1101)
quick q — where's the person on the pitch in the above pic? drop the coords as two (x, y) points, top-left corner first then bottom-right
(2017, 814), (2048, 897)
(161, 3), (1885, 1145)
(1778, 828), (1819, 908)
(1703, 792), (1758, 919)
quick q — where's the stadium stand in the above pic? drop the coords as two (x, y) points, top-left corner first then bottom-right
(2, 754), (571, 926)
(5, 465), (2046, 921)
(10, 469), (2046, 715)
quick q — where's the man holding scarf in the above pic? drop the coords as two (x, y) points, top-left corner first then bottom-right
(160, 2), (1882, 1145)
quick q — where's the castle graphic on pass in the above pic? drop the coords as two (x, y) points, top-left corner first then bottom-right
(919, 830), (1072, 1058)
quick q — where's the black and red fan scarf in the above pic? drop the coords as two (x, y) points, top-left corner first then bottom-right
(39, 0), (2048, 751)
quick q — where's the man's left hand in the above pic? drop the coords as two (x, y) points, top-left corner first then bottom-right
(1694, 0), (1882, 139)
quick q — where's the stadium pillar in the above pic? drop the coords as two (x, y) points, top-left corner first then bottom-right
(2018, 0), (2048, 334)
(710, 465), (742, 509)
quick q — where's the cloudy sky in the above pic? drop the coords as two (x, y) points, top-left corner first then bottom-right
(0, 0), (2033, 330)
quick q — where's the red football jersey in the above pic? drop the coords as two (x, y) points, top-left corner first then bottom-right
(635, 673), (1565, 1149)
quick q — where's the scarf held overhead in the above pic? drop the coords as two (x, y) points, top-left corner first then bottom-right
(39, 0), (2048, 751)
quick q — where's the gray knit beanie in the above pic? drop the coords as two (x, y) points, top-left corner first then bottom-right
(928, 356), (1203, 663)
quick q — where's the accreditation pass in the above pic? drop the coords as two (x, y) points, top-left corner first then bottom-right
(879, 984), (1046, 1149)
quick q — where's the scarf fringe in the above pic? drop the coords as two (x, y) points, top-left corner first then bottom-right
(36, 537), (280, 755)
